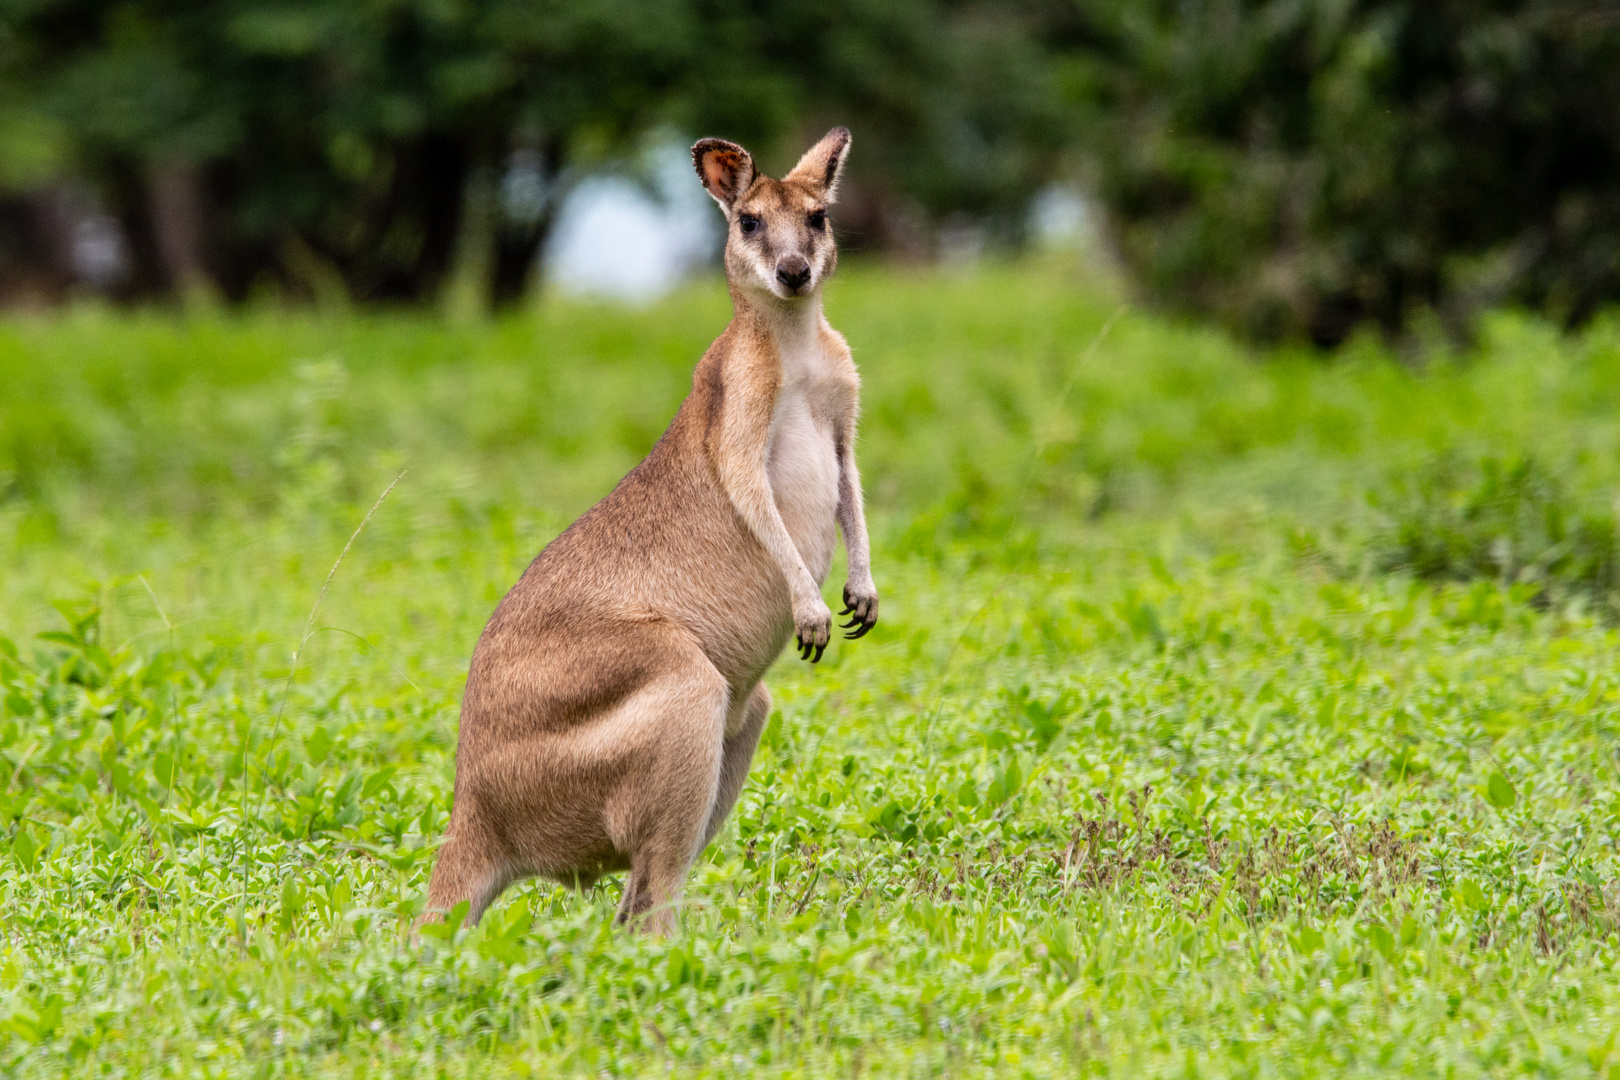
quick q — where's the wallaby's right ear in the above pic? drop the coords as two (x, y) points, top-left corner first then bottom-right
(692, 138), (755, 209)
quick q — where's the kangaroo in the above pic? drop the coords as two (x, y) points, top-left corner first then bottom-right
(421, 128), (877, 934)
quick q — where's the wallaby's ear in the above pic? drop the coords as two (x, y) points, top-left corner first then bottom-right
(785, 127), (851, 202)
(692, 138), (755, 209)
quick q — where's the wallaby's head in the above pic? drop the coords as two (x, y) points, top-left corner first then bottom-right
(692, 127), (850, 302)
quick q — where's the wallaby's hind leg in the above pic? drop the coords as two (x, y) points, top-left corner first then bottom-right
(703, 682), (771, 848)
(618, 681), (769, 929)
(421, 812), (511, 929)
(618, 828), (706, 935)
(608, 666), (730, 933)
(615, 868), (648, 925)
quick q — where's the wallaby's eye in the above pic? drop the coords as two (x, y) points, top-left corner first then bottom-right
(808, 210), (827, 231)
(738, 214), (761, 236)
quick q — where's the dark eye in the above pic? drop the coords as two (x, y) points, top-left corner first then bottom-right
(808, 210), (827, 231)
(738, 214), (761, 235)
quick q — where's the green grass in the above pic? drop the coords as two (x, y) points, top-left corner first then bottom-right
(5, 260), (1620, 1076)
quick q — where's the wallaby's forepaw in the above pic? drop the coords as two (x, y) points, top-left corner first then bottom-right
(794, 599), (832, 663)
(840, 582), (879, 640)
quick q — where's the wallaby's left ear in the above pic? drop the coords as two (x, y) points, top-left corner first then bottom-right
(785, 127), (851, 202)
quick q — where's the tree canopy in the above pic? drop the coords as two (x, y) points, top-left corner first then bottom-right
(0, 0), (1065, 306)
(2, 0), (1619, 342)
(1076, 0), (1620, 342)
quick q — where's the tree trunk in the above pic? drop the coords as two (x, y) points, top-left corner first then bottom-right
(147, 160), (218, 303)
(491, 211), (557, 307)
(491, 139), (565, 306)
(441, 162), (498, 321)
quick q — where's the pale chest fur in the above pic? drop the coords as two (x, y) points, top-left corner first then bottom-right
(765, 326), (850, 585)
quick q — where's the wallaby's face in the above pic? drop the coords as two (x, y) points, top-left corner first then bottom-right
(693, 128), (850, 302)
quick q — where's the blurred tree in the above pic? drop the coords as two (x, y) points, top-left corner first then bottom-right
(7, 0), (1620, 337)
(676, 0), (1073, 253)
(0, 0), (696, 303)
(1073, 0), (1620, 343)
(0, 0), (1072, 306)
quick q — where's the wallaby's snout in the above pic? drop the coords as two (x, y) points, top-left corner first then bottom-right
(776, 255), (811, 294)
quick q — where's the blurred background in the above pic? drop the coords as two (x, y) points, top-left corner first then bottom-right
(2, 0), (1617, 343)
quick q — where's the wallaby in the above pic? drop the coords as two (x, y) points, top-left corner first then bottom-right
(421, 128), (877, 934)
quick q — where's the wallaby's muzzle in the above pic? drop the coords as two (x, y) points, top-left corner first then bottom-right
(775, 255), (812, 295)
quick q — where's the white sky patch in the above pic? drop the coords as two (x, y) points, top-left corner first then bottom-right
(1030, 185), (1094, 248)
(545, 142), (721, 303)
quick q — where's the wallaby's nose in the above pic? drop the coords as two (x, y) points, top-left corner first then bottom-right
(776, 256), (811, 293)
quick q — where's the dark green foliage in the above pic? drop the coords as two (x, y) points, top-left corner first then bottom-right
(684, 0), (1071, 244)
(7, 0), (1620, 340)
(0, 0), (1068, 303)
(1077, 0), (1620, 343)
(1371, 454), (1620, 611)
(2, 0), (700, 300)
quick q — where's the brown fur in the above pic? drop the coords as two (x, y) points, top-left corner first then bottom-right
(421, 128), (877, 934)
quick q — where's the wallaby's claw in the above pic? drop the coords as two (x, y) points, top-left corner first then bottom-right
(839, 583), (878, 640)
(793, 599), (833, 662)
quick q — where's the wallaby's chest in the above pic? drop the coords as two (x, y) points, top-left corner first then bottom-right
(766, 337), (846, 583)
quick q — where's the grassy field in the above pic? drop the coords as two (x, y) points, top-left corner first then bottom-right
(5, 260), (1620, 1076)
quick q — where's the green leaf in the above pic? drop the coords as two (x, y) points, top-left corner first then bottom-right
(1485, 772), (1516, 809)
(760, 710), (784, 750)
(986, 758), (1023, 807)
(153, 753), (178, 790)
(360, 766), (397, 801)
(82, 643), (113, 674)
(666, 947), (701, 986)
(164, 805), (219, 835)
(873, 799), (906, 835)
(1368, 923), (1396, 959)
(12, 829), (36, 871)
(955, 780), (979, 809)
(1315, 694), (1339, 727)
(279, 877), (305, 935)
(351, 840), (438, 872)
(418, 900), (469, 943)
(304, 727), (332, 765)
(6, 994), (62, 1043)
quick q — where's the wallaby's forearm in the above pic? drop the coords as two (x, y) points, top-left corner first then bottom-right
(715, 434), (835, 659)
(708, 374), (820, 603)
(834, 419), (878, 640)
(835, 439), (873, 588)
(718, 450), (819, 599)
